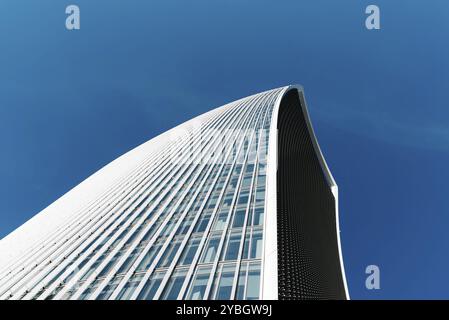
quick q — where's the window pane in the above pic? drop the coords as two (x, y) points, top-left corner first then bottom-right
(162, 270), (187, 300)
(187, 267), (211, 300)
(117, 275), (143, 300)
(238, 193), (249, 205)
(158, 242), (181, 268)
(202, 238), (220, 263)
(213, 212), (227, 231)
(253, 208), (264, 226)
(257, 175), (266, 187)
(137, 271), (166, 300)
(136, 244), (161, 272)
(194, 214), (211, 233)
(215, 265), (235, 300)
(242, 176), (252, 188)
(232, 209), (246, 228)
(246, 264), (260, 300)
(180, 239), (200, 266)
(250, 231), (263, 259)
(224, 234), (241, 261)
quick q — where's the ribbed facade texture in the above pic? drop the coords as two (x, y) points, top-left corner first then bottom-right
(0, 86), (348, 300)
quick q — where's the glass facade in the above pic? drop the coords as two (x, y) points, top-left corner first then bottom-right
(0, 87), (282, 300)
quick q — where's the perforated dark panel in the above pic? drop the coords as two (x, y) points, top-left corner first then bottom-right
(276, 89), (346, 300)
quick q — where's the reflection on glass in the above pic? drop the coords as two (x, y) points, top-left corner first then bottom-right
(224, 234), (241, 261)
(214, 265), (235, 300)
(137, 271), (166, 300)
(250, 230), (263, 259)
(202, 237), (220, 263)
(246, 263), (260, 300)
(253, 207), (264, 226)
(179, 238), (200, 265)
(187, 267), (211, 300)
(232, 209), (246, 228)
(162, 270), (187, 300)
(117, 274), (143, 300)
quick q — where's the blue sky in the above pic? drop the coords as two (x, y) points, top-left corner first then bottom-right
(0, 1), (448, 299)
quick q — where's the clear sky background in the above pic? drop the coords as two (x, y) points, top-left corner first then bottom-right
(0, 1), (448, 299)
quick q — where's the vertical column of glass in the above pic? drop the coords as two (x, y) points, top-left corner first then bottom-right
(234, 100), (272, 300)
(182, 93), (275, 300)
(207, 97), (274, 300)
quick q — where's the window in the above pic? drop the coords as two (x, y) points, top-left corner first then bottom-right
(246, 264), (261, 300)
(257, 175), (266, 187)
(250, 231), (263, 259)
(117, 274), (143, 300)
(140, 224), (157, 243)
(214, 265), (235, 300)
(179, 238), (200, 265)
(177, 217), (193, 235)
(229, 177), (239, 189)
(222, 195), (233, 207)
(194, 212), (211, 233)
(187, 267), (211, 300)
(224, 234), (241, 261)
(255, 190), (265, 203)
(162, 270), (187, 300)
(78, 287), (94, 300)
(232, 209), (246, 228)
(137, 271), (166, 300)
(241, 176), (252, 189)
(253, 207), (264, 226)
(158, 241), (181, 268)
(237, 193), (249, 205)
(80, 259), (100, 281)
(136, 243), (161, 272)
(207, 196), (218, 208)
(202, 237), (220, 263)
(212, 212), (228, 231)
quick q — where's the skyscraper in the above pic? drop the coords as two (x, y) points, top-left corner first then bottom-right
(0, 85), (349, 300)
